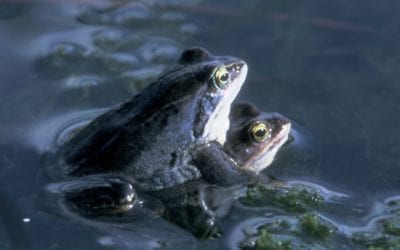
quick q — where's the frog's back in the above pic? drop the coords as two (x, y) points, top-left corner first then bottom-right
(62, 63), (207, 177)
(62, 47), (248, 191)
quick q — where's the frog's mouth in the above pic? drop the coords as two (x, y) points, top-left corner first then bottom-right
(202, 62), (248, 145)
(242, 122), (291, 172)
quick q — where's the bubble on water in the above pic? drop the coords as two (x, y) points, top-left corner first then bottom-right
(98, 236), (116, 247)
(92, 29), (125, 50)
(111, 3), (153, 24)
(180, 23), (200, 36)
(138, 39), (181, 64)
(43, 41), (88, 69)
(49, 41), (87, 58)
(120, 66), (164, 93)
(92, 29), (146, 52)
(75, 3), (118, 25)
(77, 2), (154, 26)
(64, 74), (104, 89)
(91, 51), (140, 73)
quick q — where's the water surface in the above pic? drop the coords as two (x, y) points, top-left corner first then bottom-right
(1, 1), (400, 249)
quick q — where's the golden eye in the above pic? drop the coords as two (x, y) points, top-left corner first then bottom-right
(249, 122), (270, 143)
(213, 66), (229, 89)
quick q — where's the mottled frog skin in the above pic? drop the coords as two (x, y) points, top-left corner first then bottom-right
(63, 103), (291, 238)
(62, 47), (248, 192)
(60, 47), (291, 238)
(154, 103), (291, 237)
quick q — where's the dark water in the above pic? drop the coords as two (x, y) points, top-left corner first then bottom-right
(1, 1), (400, 249)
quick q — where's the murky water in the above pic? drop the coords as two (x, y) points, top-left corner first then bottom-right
(1, 1), (400, 249)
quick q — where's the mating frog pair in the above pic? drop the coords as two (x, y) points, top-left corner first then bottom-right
(60, 48), (291, 237)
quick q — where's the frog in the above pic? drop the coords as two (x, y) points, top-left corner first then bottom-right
(226, 102), (291, 172)
(61, 47), (248, 192)
(153, 102), (291, 237)
(63, 102), (292, 238)
(192, 102), (291, 186)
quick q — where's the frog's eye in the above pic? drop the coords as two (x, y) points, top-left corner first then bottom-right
(249, 122), (270, 143)
(212, 66), (230, 89)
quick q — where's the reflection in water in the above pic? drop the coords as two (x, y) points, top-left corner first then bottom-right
(28, 108), (106, 152)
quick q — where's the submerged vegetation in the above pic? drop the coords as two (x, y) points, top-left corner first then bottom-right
(255, 229), (292, 250)
(240, 182), (325, 213)
(238, 182), (400, 249)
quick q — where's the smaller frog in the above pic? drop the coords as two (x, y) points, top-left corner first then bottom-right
(63, 103), (291, 238)
(154, 103), (291, 238)
(192, 102), (291, 186)
(226, 102), (291, 172)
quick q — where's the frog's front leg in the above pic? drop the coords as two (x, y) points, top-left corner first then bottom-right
(191, 142), (256, 186)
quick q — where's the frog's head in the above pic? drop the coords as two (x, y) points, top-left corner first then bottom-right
(226, 103), (291, 172)
(159, 47), (248, 144)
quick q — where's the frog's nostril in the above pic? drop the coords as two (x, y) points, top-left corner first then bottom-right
(234, 62), (245, 71)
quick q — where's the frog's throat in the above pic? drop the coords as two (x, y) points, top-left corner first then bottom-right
(202, 64), (248, 145)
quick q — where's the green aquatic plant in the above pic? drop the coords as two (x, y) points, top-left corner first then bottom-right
(299, 212), (336, 240)
(352, 231), (400, 250)
(382, 218), (400, 236)
(240, 216), (336, 250)
(241, 182), (324, 213)
(255, 229), (292, 250)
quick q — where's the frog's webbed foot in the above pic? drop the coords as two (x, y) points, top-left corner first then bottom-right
(151, 180), (222, 239)
(164, 202), (222, 239)
(62, 176), (138, 218)
(189, 210), (222, 239)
